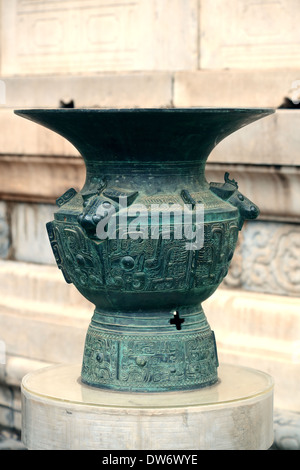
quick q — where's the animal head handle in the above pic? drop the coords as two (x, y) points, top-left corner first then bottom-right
(209, 172), (260, 229)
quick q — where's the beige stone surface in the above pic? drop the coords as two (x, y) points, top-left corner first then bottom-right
(0, 259), (88, 307)
(21, 363), (274, 450)
(199, 0), (300, 69)
(11, 202), (56, 264)
(0, 109), (77, 156)
(204, 288), (300, 411)
(209, 110), (300, 166)
(0, 155), (84, 203)
(1, 0), (197, 75)
(3, 356), (52, 388)
(0, 260), (92, 364)
(4, 73), (173, 109)
(3, 68), (299, 110)
(174, 70), (300, 108)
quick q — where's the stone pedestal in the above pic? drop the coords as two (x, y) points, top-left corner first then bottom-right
(21, 363), (274, 450)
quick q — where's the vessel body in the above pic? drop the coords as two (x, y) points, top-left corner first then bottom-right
(14, 108), (273, 392)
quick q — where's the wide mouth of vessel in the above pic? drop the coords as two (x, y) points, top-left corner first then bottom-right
(15, 106), (275, 114)
(14, 107), (275, 165)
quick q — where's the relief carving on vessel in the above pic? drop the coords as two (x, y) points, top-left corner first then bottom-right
(48, 219), (239, 293)
(82, 328), (218, 390)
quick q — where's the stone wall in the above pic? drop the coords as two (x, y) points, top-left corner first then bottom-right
(0, 0), (300, 449)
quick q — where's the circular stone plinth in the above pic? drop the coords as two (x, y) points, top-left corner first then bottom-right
(21, 363), (274, 450)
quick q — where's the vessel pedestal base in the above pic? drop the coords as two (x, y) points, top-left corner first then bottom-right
(81, 307), (219, 392)
(21, 363), (274, 450)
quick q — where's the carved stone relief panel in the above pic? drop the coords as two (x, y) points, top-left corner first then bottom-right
(1, 0), (197, 75)
(224, 221), (300, 297)
(200, 0), (300, 69)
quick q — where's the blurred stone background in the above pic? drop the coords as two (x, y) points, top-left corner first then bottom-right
(0, 0), (300, 450)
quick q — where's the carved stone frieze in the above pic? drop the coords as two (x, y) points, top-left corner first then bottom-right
(224, 220), (300, 297)
(200, 0), (300, 69)
(1, 0), (197, 75)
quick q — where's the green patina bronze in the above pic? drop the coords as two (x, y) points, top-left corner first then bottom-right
(14, 107), (274, 392)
